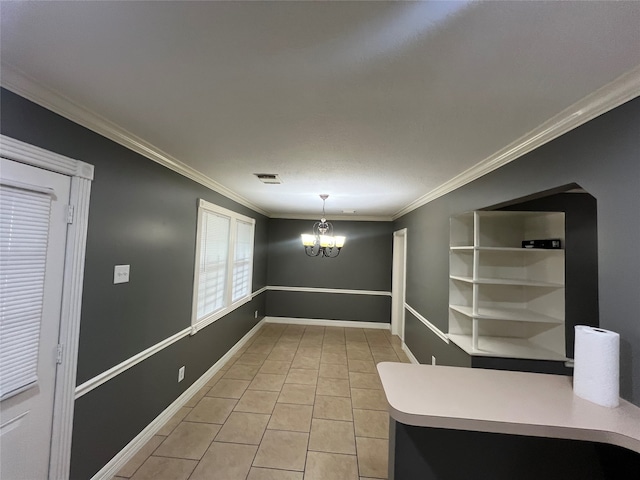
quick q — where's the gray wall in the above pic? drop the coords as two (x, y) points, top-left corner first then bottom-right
(266, 290), (391, 323)
(1, 88), (269, 479)
(404, 311), (471, 368)
(395, 97), (640, 405)
(266, 218), (393, 323)
(393, 422), (639, 480)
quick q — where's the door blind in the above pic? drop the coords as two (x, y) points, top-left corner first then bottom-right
(0, 183), (52, 400)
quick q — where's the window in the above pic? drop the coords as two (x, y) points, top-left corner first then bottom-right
(192, 199), (255, 333)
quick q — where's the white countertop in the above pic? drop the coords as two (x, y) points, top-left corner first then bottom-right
(377, 362), (640, 453)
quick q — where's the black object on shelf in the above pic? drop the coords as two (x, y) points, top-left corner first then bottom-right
(522, 239), (562, 249)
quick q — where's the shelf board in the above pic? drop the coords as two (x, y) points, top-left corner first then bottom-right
(449, 275), (474, 283)
(475, 277), (563, 287)
(477, 246), (564, 253)
(449, 275), (563, 288)
(450, 246), (564, 253)
(448, 334), (567, 361)
(449, 305), (563, 324)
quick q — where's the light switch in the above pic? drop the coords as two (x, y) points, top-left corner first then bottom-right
(114, 264), (130, 284)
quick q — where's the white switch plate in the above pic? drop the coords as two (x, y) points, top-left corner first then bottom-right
(114, 265), (130, 284)
(178, 366), (185, 382)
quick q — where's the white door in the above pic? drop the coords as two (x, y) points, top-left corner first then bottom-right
(391, 228), (407, 340)
(0, 158), (71, 479)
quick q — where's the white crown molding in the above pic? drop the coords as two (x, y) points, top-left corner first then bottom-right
(404, 303), (449, 344)
(0, 63), (270, 217)
(274, 213), (394, 222)
(6, 61), (638, 222)
(264, 316), (390, 330)
(267, 285), (391, 297)
(90, 319), (265, 480)
(393, 65), (640, 220)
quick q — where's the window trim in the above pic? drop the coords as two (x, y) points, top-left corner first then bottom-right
(191, 199), (255, 334)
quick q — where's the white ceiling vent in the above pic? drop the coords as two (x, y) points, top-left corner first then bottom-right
(254, 173), (283, 185)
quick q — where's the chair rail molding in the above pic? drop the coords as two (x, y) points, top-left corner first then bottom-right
(267, 285), (391, 297)
(404, 303), (450, 344)
(89, 320), (266, 480)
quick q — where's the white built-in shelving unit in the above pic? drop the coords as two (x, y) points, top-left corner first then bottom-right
(448, 211), (566, 361)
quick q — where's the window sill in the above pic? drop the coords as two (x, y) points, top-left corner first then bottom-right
(190, 295), (252, 335)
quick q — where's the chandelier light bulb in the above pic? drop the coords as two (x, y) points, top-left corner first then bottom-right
(301, 234), (315, 247)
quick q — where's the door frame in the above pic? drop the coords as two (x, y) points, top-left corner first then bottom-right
(0, 134), (93, 480)
(391, 228), (407, 340)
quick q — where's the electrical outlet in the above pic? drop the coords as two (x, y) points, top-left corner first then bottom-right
(113, 264), (130, 284)
(178, 366), (185, 382)
(254, 310), (258, 319)
(431, 356), (436, 365)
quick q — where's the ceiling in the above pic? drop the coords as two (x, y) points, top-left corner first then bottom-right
(1, 1), (639, 219)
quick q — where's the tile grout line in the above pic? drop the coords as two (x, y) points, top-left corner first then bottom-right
(188, 325), (279, 480)
(352, 331), (363, 479)
(119, 323), (397, 480)
(242, 324), (285, 480)
(249, 324), (309, 477)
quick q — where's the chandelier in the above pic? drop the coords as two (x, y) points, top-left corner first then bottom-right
(301, 194), (345, 258)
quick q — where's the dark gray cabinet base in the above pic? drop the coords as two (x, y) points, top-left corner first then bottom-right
(392, 421), (640, 480)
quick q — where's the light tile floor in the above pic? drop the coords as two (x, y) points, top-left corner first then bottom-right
(113, 323), (410, 480)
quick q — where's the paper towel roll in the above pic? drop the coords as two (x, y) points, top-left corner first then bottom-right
(573, 325), (620, 408)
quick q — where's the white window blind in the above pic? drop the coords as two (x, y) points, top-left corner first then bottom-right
(192, 200), (255, 332)
(232, 220), (253, 302)
(0, 184), (52, 400)
(197, 211), (230, 319)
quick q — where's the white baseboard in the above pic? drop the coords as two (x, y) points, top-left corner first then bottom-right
(91, 319), (265, 480)
(402, 342), (420, 365)
(264, 316), (390, 330)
